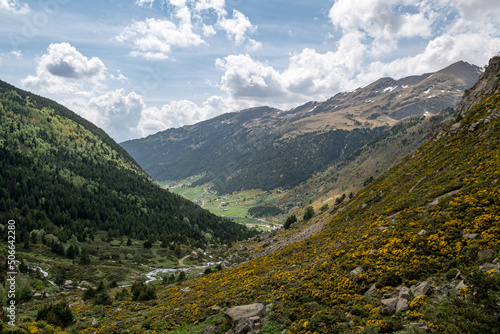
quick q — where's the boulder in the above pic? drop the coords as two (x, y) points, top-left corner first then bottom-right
(33, 293), (43, 299)
(478, 249), (495, 259)
(455, 280), (467, 290)
(417, 230), (427, 236)
(480, 263), (498, 272)
(225, 303), (266, 326)
(399, 287), (410, 299)
(380, 298), (398, 315)
(80, 280), (93, 289)
(350, 266), (363, 277)
(411, 281), (430, 298)
(210, 305), (223, 314)
(235, 318), (255, 334)
(364, 284), (377, 297)
(113, 320), (125, 327)
(190, 251), (198, 259)
(396, 298), (409, 313)
(203, 325), (217, 334)
(463, 233), (478, 239)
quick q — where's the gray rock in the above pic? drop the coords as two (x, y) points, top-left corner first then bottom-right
(480, 263), (499, 272)
(396, 298), (409, 313)
(350, 266), (363, 277)
(364, 284), (377, 296)
(79, 280), (93, 289)
(379, 297), (398, 315)
(478, 249), (495, 259)
(449, 122), (462, 135)
(411, 281), (431, 298)
(33, 292), (43, 298)
(225, 303), (266, 326)
(113, 321), (125, 327)
(399, 287), (410, 299)
(455, 280), (467, 290)
(190, 251), (198, 259)
(203, 325), (217, 334)
(209, 305), (223, 314)
(463, 233), (478, 239)
(235, 318), (255, 334)
(417, 230), (427, 236)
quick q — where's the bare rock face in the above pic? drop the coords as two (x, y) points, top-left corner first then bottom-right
(456, 56), (500, 119)
(225, 303), (266, 326)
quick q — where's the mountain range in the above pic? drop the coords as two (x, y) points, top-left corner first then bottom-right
(91, 56), (500, 334)
(121, 61), (482, 196)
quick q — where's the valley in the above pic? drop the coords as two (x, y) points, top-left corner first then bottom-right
(1, 57), (500, 334)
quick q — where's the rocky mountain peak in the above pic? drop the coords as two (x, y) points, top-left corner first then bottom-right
(456, 56), (500, 118)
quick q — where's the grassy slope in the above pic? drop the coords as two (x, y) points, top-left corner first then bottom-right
(61, 62), (500, 333)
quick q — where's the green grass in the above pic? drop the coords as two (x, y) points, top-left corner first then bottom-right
(169, 181), (284, 231)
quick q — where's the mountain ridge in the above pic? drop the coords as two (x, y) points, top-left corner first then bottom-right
(121, 61), (481, 195)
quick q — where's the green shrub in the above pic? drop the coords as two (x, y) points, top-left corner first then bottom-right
(130, 281), (156, 301)
(36, 301), (73, 327)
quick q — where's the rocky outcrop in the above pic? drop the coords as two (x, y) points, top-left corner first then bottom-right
(456, 56), (500, 119)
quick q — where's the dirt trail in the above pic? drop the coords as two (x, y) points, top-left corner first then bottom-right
(178, 255), (190, 266)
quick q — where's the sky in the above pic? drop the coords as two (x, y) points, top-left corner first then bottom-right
(1, 0), (499, 142)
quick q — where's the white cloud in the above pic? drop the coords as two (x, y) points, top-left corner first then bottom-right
(329, 0), (434, 55)
(68, 89), (146, 142)
(0, 0), (29, 14)
(116, 17), (205, 59)
(10, 50), (22, 59)
(22, 42), (106, 94)
(363, 32), (500, 83)
(194, 0), (227, 17)
(136, 95), (230, 138)
(203, 24), (216, 37)
(218, 9), (259, 47)
(216, 54), (286, 102)
(135, 0), (155, 7)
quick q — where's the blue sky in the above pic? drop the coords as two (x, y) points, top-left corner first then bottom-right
(1, 0), (499, 142)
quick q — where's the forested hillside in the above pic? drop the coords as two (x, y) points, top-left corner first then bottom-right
(81, 57), (500, 333)
(0, 80), (255, 246)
